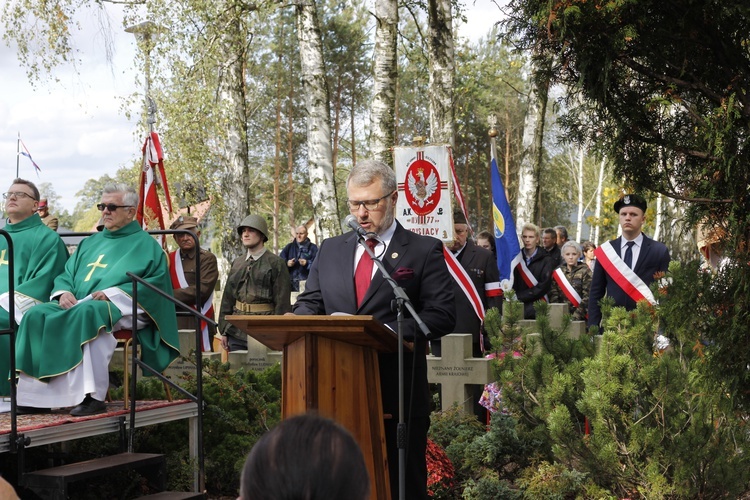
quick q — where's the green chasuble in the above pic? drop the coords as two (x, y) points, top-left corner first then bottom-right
(0, 214), (68, 395)
(15, 220), (179, 381)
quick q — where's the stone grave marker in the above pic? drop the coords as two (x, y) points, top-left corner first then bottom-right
(162, 330), (222, 386)
(227, 336), (282, 373)
(427, 334), (494, 413)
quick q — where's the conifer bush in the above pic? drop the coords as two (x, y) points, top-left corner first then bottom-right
(482, 263), (750, 498)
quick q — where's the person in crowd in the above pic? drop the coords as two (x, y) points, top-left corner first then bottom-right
(476, 230), (496, 257)
(542, 227), (562, 265)
(434, 212), (501, 357)
(588, 194), (671, 328)
(37, 198), (59, 231)
(239, 413), (370, 500)
(168, 215), (219, 352)
(219, 215), (291, 352)
(548, 241), (592, 321)
(280, 224), (318, 292)
(14, 184), (180, 416)
(582, 240), (597, 271)
(0, 179), (68, 398)
(438, 212), (501, 423)
(555, 225), (569, 247)
(292, 159), (455, 500)
(513, 223), (554, 319)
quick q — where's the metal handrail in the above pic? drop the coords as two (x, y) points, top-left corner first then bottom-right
(127, 228), (212, 492)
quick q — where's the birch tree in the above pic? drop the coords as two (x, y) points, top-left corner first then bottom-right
(217, 9), (252, 260)
(514, 56), (551, 230)
(369, 0), (399, 164)
(427, 0), (454, 146)
(295, 0), (339, 239)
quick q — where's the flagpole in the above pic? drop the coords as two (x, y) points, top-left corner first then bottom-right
(16, 132), (20, 178)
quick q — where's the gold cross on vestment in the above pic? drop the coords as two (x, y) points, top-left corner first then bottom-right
(0, 250), (8, 267)
(85, 254), (108, 282)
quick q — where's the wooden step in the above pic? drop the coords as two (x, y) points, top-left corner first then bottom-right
(22, 452), (166, 500)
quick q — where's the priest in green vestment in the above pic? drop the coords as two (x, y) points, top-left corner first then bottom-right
(15, 184), (180, 416)
(0, 179), (68, 398)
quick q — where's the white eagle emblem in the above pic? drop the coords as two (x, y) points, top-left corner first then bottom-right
(407, 168), (439, 208)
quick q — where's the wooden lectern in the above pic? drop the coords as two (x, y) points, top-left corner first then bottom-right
(226, 315), (397, 500)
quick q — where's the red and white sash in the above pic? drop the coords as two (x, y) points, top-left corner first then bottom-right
(443, 247), (485, 320)
(552, 268), (581, 308)
(485, 281), (503, 298)
(516, 258), (548, 302)
(595, 241), (656, 305)
(169, 250), (214, 351)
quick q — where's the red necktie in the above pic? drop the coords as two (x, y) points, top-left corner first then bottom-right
(355, 239), (378, 306)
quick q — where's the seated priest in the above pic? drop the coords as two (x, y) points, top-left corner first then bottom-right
(15, 184), (180, 416)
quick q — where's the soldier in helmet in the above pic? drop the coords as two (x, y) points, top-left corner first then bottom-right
(218, 215), (292, 351)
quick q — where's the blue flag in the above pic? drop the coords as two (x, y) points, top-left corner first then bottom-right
(491, 156), (521, 285)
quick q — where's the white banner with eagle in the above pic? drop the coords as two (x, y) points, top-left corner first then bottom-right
(393, 145), (454, 243)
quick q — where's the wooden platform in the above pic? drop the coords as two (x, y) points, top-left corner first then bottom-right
(0, 399), (199, 454)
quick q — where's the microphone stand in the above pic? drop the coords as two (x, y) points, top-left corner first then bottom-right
(356, 232), (431, 500)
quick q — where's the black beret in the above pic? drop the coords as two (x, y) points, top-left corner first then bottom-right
(453, 211), (468, 225)
(613, 194), (647, 213)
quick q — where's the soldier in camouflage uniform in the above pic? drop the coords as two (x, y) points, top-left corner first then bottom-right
(548, 241), (593, 321)
(219, 215), (292, 351)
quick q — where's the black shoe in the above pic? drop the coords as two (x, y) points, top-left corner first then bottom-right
(70, 396), (106, 417)
(16, 406), (51, 415)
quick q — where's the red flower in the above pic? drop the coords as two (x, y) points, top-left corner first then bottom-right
(426, 438), (455, 496)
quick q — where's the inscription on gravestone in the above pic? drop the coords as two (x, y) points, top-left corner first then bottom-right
(426, 334), (493, 414)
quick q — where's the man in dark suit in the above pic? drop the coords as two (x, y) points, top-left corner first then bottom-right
(588, 194), (671, 328)
(431, 211), (501, 358)
(431, 211), (501, 424)
(293, 159), (455, 500)
(542, 227), (562, 266)
(513, 223), (554, 319)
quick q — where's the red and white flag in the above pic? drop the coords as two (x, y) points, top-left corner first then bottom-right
(138, 131), (173, 242)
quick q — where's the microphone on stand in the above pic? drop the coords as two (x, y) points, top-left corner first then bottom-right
(344, 214), (368, 237)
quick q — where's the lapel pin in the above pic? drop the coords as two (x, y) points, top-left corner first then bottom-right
(391, 252), (399, 259)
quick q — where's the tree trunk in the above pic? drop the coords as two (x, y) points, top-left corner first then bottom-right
(369, 0), (398, 164)
(653, 193), (663, 242)
(295, 0), (338, 239)
(593, 156), (606, 245)
(350, 79), (357, 166)
(219, 16), (250, 263)
(427, 0), (455, 147)
(515, 56), (551, 231)
(332, 74), (342, 179)
(576, 146), (585, 241)
(273, 52), (284, 253)
(287, 62), (296, 230)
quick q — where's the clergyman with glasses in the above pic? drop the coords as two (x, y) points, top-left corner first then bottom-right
(0, 179), (68, 399)
(292, 159), (456, 500)
(14, 183), (179, 416)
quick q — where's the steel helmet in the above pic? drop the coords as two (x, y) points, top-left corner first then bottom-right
(237, 214), (269, 242)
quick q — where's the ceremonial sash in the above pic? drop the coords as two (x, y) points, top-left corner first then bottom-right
(552, 268), (581, 308)
(443, 247), (485, 321)
(595, 241), (656, 305)
(516, 259), (548, 302)
(485, 281), (503, 298)
(444, 246), (493, 353)
(169, 250), (214, 351)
